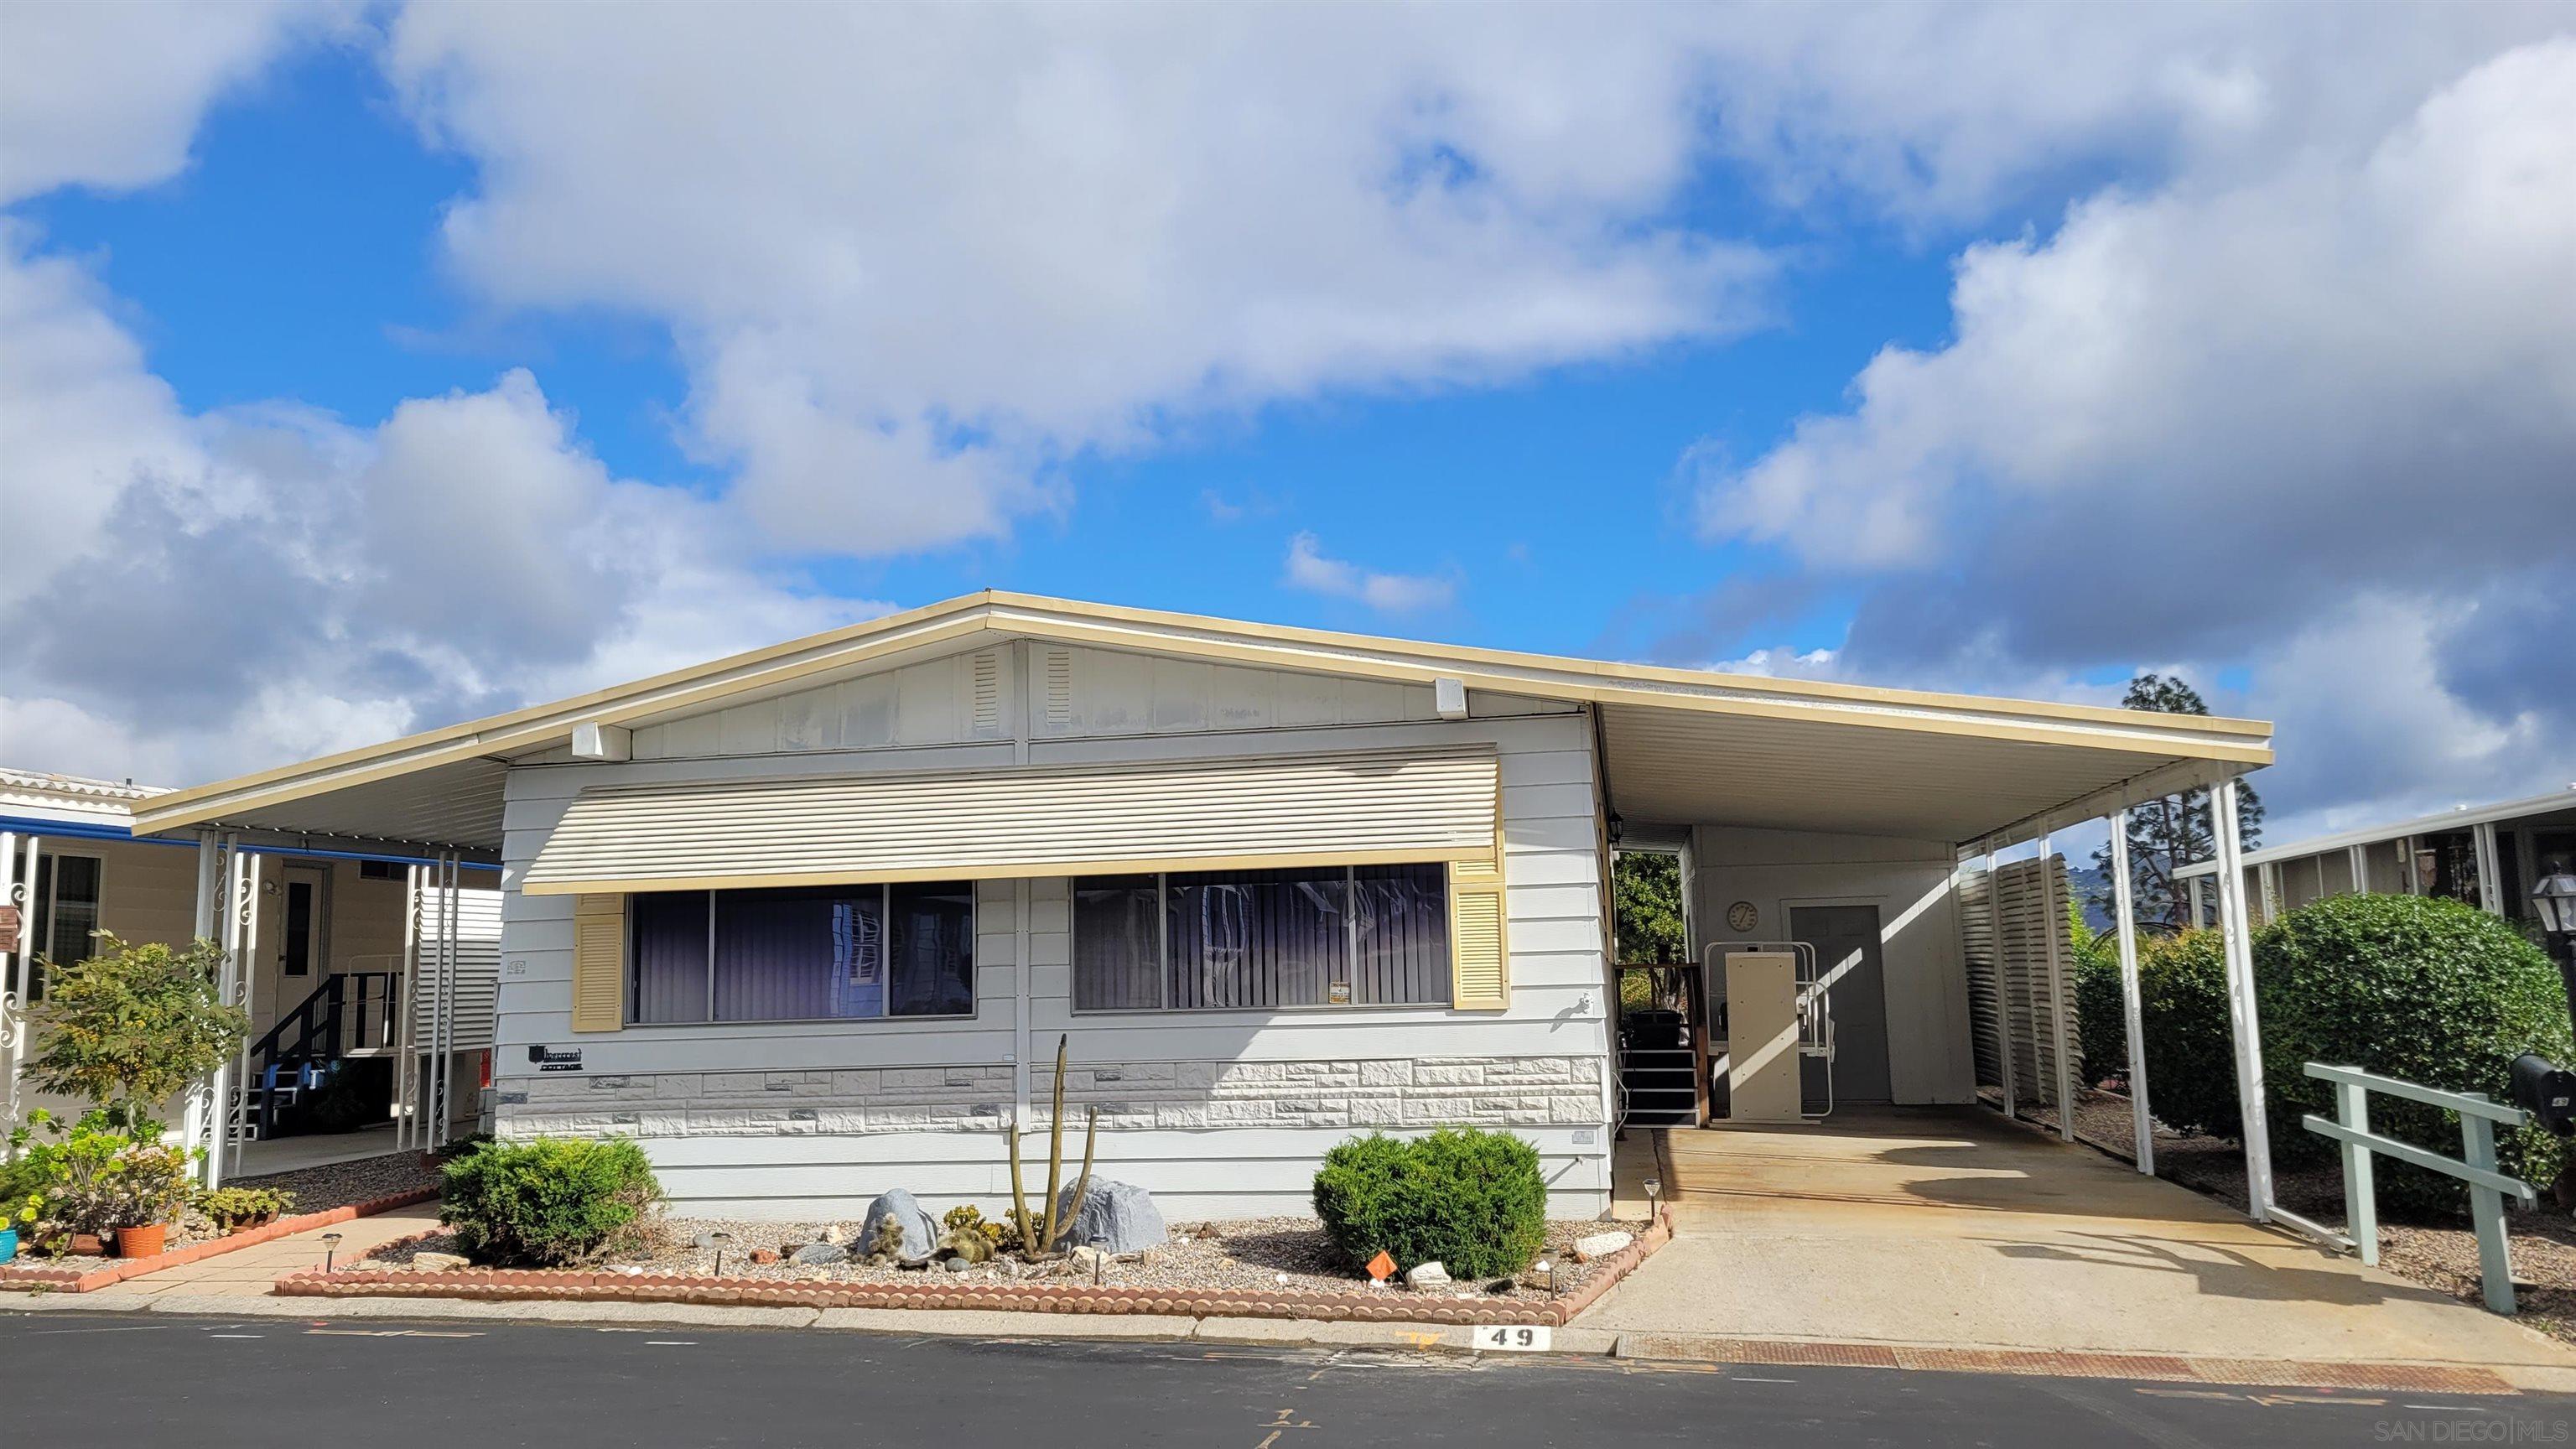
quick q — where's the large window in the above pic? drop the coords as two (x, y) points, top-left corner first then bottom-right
(627, 880), (975, 1025)
(1072, 864), (1450, 1012)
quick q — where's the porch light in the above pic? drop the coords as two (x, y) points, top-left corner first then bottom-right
(2532, 862), (2576, 1025)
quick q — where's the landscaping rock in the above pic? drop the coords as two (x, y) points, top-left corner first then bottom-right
(1053, 1178), (1167, 1254)
(411, 1251), (470, 1273)
(749, 1249), (781, 1265)
(1572, 1230), (1633, 1262)
(860, 1189), (938, 1261)
(943, 1257), (971, 1274)
(818, 1223), (847, 1246)
(1403, 1260), (1450, 1289)
(789, 1242), (847, 1266)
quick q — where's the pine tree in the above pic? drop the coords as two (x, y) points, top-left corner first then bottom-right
(2089, 674), (2263, 926)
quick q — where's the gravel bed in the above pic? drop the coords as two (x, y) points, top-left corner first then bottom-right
(232, 1148), (442, 1213)
(366, 1215), (1650, 1303)
(1991, 1084), (2576, 1346)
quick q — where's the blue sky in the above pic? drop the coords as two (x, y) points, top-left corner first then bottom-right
(3, 5), (2570, 842)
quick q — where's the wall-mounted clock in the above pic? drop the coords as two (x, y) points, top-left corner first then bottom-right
(1727, 900), (1758, 934)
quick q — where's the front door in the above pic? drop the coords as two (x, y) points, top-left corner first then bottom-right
(1790, 904), (1894, 1106)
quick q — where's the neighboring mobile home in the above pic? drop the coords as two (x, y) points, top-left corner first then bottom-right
(2171, 786), (2576, 932)
(0, 767), (499, 1173)
(106, 593), (2280, 1220)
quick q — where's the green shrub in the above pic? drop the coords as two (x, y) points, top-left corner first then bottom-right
(2254, 894), (2572, 1217)
(439, 1136), (662, 1266)
(1311, 1127), (1548, 1278)
(2133, 928), (2243, 1140)
(2067, 908), (2127, 1088)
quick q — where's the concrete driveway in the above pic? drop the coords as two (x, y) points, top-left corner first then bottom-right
(1581, 1107), (2576, 1389)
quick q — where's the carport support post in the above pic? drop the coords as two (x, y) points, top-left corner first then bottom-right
(2039, 832), (2075, 1141)
(186, 831), (218, 1179)
(2108, 809), (2154, 1174)
(1985, 843), (2016, 1120)
(2210, 778), (2276, 1222)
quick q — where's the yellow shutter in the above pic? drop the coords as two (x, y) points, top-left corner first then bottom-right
(570, 893), (627, 1032)
(1448, 859), (1509, 1010)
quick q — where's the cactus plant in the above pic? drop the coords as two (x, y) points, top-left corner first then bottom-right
(1003, 1034), (1098, 1259)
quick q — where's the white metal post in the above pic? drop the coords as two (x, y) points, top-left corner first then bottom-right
(206, 834), (251, 1189)
(2108, 810), (2153, 1173)
(2210, 779), (2275, 1222)
(397, 863), (420, 1151)
(2472, 822), (2504, 915)
(185, 833), (218, 1163)
(2, 831), (29, 1133)
(2258, 862), (2280, 927)
(2187, 875), (2207, 930)
(2348, 844), (2371, 897)
(1985, 844), (2016, 1119)
(2039, 832), (2074, 1141)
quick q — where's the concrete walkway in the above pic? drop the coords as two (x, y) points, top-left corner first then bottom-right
(1580, 1109), (2576, 1390)
(81, 1207), (443, 1301)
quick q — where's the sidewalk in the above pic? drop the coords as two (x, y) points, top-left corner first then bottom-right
(76, 1208), (443, 1301)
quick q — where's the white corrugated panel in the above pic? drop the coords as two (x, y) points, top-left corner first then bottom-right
(1958, 865), (2002, 1090)
(413, 885), (503, 1052)
(522, 746), (1503, 895)
(1991, 854), (2072, 1109)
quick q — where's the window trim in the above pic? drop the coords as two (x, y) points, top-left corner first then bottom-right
(23, 849), (108, 1000)
(1070, 863), (1452, 1017)
(625, 879), (980, 1028)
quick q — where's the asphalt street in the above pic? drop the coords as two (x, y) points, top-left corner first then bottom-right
(4, 1311), (2565, 1448)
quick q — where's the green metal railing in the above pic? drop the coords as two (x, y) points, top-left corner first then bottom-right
(2300, 1062), (2537, 1314)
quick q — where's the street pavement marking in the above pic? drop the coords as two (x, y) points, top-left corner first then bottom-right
(208, 1333), (263, 1339)
(645, 1340), (697, 1346)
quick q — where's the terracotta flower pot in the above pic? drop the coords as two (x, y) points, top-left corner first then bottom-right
(67, 1231), (108, 1257)
(114, 1223), (168, 1259)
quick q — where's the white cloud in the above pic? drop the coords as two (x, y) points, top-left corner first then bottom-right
(0, 242), (881, 782)
(1687, 38), (2576, 831)
(0, 1), (344, 204)
(378, 5), (1781, 558)
(1282, 532), (1456, 615)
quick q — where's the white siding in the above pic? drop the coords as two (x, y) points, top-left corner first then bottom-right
(496, 656), (1612, 1220)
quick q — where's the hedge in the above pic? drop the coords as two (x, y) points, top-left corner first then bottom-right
(439, 1136), (664, 1266)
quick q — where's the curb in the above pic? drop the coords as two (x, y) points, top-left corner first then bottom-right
(276, 1207), (1674, 1328)
(0, 1188), (439, 1295)
(1609, 1332), (2523, 1395)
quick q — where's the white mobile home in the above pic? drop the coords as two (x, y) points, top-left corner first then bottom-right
(113, 594), (2278, 1220)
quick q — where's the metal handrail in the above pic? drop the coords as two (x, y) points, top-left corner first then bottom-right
(2299, 1061), (2536, 1314)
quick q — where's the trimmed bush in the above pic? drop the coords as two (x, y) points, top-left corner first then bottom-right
(439, 1136), (662, 1266)
(2254, 894), (2571, 1217)
(2122, 927), (2241, 1141)
(1311, 1128), (1548, 1278)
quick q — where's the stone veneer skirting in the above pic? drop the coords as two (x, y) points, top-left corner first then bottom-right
(496, 1056), (1603, 1138)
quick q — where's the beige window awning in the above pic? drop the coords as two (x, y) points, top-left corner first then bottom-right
(520, 745), (1502, 896)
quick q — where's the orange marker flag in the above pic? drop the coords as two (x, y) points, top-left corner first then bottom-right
(1366, 1250), (1396, 1283)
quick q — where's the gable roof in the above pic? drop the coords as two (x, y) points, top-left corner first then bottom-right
(127, 589), (2272, 855)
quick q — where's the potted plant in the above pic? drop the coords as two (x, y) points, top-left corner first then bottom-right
(103, 1142), (194, 1259)
(0, 1193), (35, 1265)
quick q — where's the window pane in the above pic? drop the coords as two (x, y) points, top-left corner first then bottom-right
(46, 854), (101, 969)
(887, 882), (975, 1017)
(1167, 867), (1346, 1010)
(283, 880), (314, 976)
(715, 886), (881, 1022)
(1350, 864), (1450, 1005)
(630, 891), (711, 1025)
(1073, 875), (1161, 1010)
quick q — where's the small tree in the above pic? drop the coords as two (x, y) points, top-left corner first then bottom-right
(23, 933), (249, 1129)
(1613, 851), (1687, 964)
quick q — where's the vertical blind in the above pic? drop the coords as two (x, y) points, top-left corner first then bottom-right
(627, 880), (974, 1024)
(1072, 863), (1450, 1011)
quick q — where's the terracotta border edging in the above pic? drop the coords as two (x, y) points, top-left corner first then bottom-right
(0, 1187), (439, 1294)
(274, 1206), (1675, 1329)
